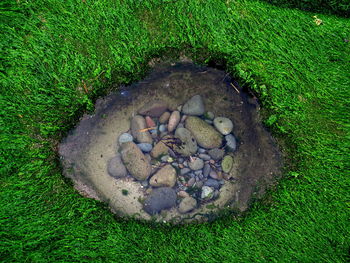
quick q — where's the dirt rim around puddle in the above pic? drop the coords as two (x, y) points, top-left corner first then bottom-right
(59, 62), (282, 224)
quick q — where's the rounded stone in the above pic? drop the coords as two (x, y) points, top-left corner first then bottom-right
(177, 190), (190, 198)
(201, 186), (214, 200)
(198, 154), (211, 161)
(138, 100), (168, 117)
(131, 115), (153, 144)
(188, 158), (204, 171)
(187, 177), (195, 187)
(185, 116), (222, 149)
(143, 187), (176, 215)
(174, 127), (198, 156)
(107, 155), (127, 178)
(205, 111), (215, 120)
(150, 141), (169, 159)
(137, 143), (153, 153)
(204, 179), (220, 189)
(159, 124), (167, 132)
(149, 165), (177, 187)
(182, 95), (205, 116)
(225, 134), (237, 152)
(145, 116), (156, 128)
(178, 196), (197, 213)
(208, 148), (225, 161)
(120, 142), (151, 181)
(168, 111), (181, 132)
(213, 117), (233, 135)
(222, 155), (234, 173)
(118, 133), (133, 145)
(159, 111), (171, 124)
(203, 163), (211, 177)
(180, 168), (191, 175)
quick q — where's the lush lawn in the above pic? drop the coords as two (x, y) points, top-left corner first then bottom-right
(1, 0), (349, 261)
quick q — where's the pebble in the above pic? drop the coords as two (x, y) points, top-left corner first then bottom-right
(177, 123), (184, 129)
(188, 158), (204, 170)
(204, 179), (220, 189)
(149, 165), (177, 187)
(145, 116), (156, 128)
(177, 190), (190, 198)
(183, 161), (188, 167)
(198, 154), (211, 161)
(213, 117), (233, 135)
(120, 142), (151, 181)
(159, 111), (171, 124)
(182, 95), (205, 116)
(180, 168), (191, 175)
(131, 115), (153, 144)
(205, 111), (215, 120)
(143, 187), (176, 215)
(159, 124), (167, 133)
(168, 110), (181, 132)
(203, 163), (211, 177)
(180, 115), (187, 123)
(209, 170), (219, 179)
(107, 155), (128, 178)
(213, 190), (220, 199)
(225, 134), (237, 152)
(194, 170), (203, 176)
(174, 127), (198, 156)
(178, 164), (184, 169)
(205, 120), (213, 125)
(201, 186), (214, 200)
(196, 181), (204, 188)
(178, 158), (184, 163)
(141, 180), (149, 187)
(178, 196), (197, 213)
(198, 148), (207, 154)
(138, 100), (168, 117)
(208, 148), (225, 161)
(187, 177), (196, 187)
(222, 155), (234, 173)
(172, 162), (179, 167)
(137, 143), (153, 153)
(118, 133), (133, 145)
(185, 116), (223, 149)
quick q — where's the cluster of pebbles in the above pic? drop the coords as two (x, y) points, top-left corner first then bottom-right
(108, 95), (238, 215)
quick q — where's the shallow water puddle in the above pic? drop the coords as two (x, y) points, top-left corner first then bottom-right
(59, 62), (282, 223)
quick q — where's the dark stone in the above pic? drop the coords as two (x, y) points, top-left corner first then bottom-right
(143, 187), (177, 215)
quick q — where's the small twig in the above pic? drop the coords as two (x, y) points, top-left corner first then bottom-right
(230, 83), (240, 94)
(139, 127), (156, 132)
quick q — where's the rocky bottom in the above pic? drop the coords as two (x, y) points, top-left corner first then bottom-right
(110, 94), (237, 215)
(59, 62), (282, 224)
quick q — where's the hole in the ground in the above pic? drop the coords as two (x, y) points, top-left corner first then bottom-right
(59, 62), (282, 224)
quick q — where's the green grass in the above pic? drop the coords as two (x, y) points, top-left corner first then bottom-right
(1, 0), (349, 262)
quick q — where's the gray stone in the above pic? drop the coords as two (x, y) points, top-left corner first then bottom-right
(149, 165), (177, 187)
(159, 124), (167, 133)
(174, 127), (198, 156)
(188, 158), (204, 170)
(178, 196), (197, 213)
(118, 133), (133, 145)
(213, 117), (233, 135)
(159, 111), (171, 124)
(107, 155), (127, 178)
(182, 95), (205, 116)
(137, 143), (153, 153)
(198, 148), (207, 154)
(194, 170), (202, 176)
(131, 115), (153, 144)
(208, 148), (225, 161)
(187, 177), (195, 187)
(204, 179), (220, 189)
(203, 163), (211, 177)
(180, 168), (191, 175)
(196, 181), (204, 188)
(205, 120), (213, 125)
(209, 170), (219, 179)
(225, 134), (237, 152)
(120, 142), (151, 181)
(198, 154), (211, 161)
(168, 111), (181, 132)
(143, 187), (176, 215)
(201, 186), (214, 200)
(205, 111), (215, 120)
(138, 100), (168, 117)
(177, 123), (184, 129)
(185, 116), (222, 149)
